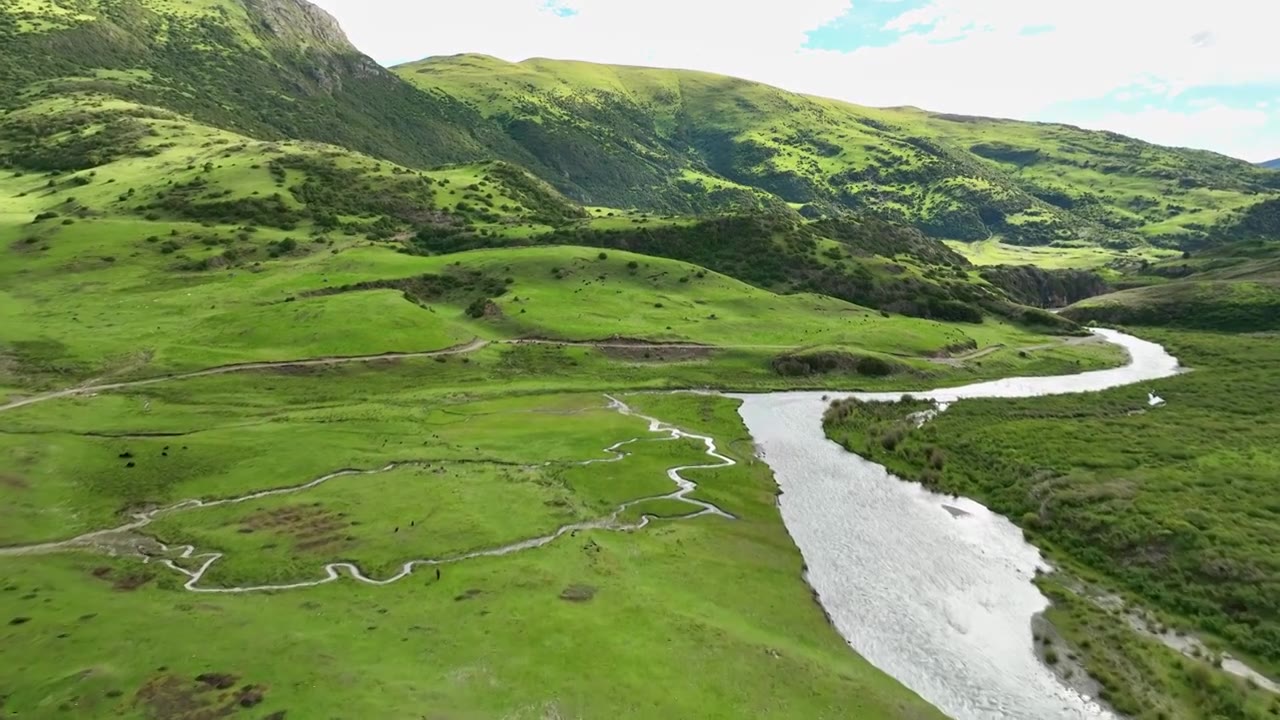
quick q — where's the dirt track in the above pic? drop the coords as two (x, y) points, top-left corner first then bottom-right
(0, 337), (798, 414)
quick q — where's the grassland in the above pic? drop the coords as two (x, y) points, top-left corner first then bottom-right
(5, 1), (1271, 717)
(0, 377), (951, 719)
(0, 96), (1119, 393)
(0, 95), (1126, 719)
(947, 238), (1180, 270)
(823, 329), (1280, 720)
(1064, 240), (1280, 331)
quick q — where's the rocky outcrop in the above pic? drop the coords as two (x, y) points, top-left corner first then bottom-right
(244, 0), (355, 52)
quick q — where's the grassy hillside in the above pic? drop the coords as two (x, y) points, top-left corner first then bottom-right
(0, 0), (533, 169)
(398, 54), (1280, 252)
(1063, 240), (1280, 331)
(0, 81), (1113, 718)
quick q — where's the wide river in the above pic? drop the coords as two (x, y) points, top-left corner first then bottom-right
(732, 329), (1181, 720)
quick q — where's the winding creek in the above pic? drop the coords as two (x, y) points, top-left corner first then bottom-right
(732, 328), (1182, 720)
(7, 327), (1265, 717)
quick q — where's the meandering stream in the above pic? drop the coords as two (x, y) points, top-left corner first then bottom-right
(8, 326), (1259, 717)
(732, 329), (1182, 720)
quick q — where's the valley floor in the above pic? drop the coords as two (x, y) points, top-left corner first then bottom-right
(0, 236), (1121, 717)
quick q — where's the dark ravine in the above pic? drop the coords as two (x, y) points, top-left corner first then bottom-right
(980, 265), (1111, 308)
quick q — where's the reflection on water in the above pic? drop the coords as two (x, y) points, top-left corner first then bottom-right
(733, 329), (1180, 720)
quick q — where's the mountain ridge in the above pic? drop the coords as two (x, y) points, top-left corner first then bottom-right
(397, 53), (1280, 251)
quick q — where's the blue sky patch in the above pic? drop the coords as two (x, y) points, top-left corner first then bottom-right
(803, 1), (926, 51)
(542, 0), (578, 18)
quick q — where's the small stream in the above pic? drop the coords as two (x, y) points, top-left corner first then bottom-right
(732, 329), (1181, 720)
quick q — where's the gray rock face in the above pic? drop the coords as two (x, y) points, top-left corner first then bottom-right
(245, 0), (354, 51)
(243, 0), (387, 91)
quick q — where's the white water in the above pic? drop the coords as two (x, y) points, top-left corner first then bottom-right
(732, 329), (1182, 720)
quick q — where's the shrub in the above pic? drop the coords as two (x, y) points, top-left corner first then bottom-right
(465, 297), (492, 318)
(856, 356), (896, 377)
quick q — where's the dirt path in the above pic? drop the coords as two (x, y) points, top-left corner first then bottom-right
(926, 344), (1006, 367)
(924, 334), (1104, 367)
(0, 395), (735, 593)
(0, 337), (805, 415)
(0, 338), (492, 414)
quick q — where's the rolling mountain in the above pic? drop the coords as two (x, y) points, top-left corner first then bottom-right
(397, 54), (1280, 251)
(0, 0), (1089, 328)
(0, 0), (531, 168)
(1260, 158), (1280, 170)
(8, 1), (1273, 257)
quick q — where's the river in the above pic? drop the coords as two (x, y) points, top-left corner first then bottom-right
(732, 329), (1181, 720)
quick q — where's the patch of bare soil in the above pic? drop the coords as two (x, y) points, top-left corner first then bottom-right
(133, 672), (270, 720)
(0, 473), (29, 490)
(558, 584), (597, 602)
(241, 505), (352, 554)
(263, 364), (329, 376)
(89, 566), (155, 591)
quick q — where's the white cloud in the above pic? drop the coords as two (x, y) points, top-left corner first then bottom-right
(1076, 106), (1270, 161)
(310, 0), (1280, 160)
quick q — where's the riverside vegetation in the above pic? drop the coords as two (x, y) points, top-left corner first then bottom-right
(824, 329), (1280, 720)
(0, 0), (1277, 717)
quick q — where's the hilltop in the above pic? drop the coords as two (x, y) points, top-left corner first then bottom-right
(8, 1), (1275, 262)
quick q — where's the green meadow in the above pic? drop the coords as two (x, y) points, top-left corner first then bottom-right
(0, 386), (949, 720)
(4, 0), (1277, 717)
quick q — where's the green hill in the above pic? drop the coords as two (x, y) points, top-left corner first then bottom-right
(397, 54), (1280, 252)
(0, 0), (531, 168)
(1063, 240), (1280, 331)
(8, 1), (1273, 263)
(0, 2), (1082, 331)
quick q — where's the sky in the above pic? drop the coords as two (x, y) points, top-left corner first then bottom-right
(311, 0), (1280, 162)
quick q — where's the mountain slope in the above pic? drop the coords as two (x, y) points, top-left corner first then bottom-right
(397, 54), (1280, 251)
(0, 0), (533, 169)
(1259, 158), (1280, 170)
(1063, 240), (1280, 331)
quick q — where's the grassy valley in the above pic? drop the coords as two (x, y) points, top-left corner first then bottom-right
(1, 0), (1277, 718)
(1063, 240), (1280, 331)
